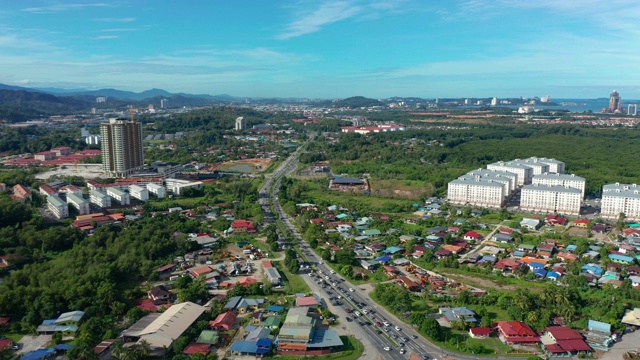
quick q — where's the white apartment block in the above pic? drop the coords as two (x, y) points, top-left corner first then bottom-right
(533, 173), (586, 197)
(514, 158), (550, 175)
(601, 183), (640, 221)
(106, 187), (130, 205)
(47, 195), (69, 219)
(90, 189), (111, 208)
(66, 193), (90, 215)
(520, 184), (582, 216)
(531, 157), (565, 174)
(129, 184), (149, 201)
(60, 185), (83, 197)
(465, 169), (518, 195)
(487, 161), (533, 185)
(447, 177), (506, 209)
(146, 183), (166, 198)
(165, 178), (204, 195)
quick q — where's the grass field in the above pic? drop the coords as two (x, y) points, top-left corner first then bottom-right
(302, 180), (414, 213)
(274, 262), (311, 294)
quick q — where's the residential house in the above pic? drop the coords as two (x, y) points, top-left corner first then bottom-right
(147, 285), (173, 305)
(231, 220), (256, 233)
(520, 218), (541, 230)
(608, 254), (634, 264)
(495, 320), (540, 345)
(360, 259), (378, 271)
(463, 231), (482, 241)
(296, 296), (319, 308)
(469, 327), (492, 339)
(397, 276), (421, 292)
(540, 326), (592, 357)
(545, 214), (568, 226)
(237, 298), (266, 313)
(492, 233), (513, 243)
(574, 219), (590, 228)
(438, 306), (478, 327)
(209, 312), (237, 331)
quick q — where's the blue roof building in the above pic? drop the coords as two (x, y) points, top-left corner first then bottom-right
(566, 244), (578, 252)
(383, 246), (404, 254)
(608, 254), (634, 264)
(375, 255), (392, 263)
(533, 269), (547, 278)
(582, 264), (603, 276)
(267, 305), (285, 313)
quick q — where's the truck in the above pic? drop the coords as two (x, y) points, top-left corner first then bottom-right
(242, 249), (253, 254)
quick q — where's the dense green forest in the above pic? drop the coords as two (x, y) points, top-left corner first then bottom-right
(0, 126), (87, 154)
(301, 125), (640, 195)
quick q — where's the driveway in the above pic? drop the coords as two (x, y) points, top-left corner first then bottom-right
(599, 330), (640, 360)
(16, 335), (52, 355)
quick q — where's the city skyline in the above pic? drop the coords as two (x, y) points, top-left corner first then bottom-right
(2, 0), (640, 99)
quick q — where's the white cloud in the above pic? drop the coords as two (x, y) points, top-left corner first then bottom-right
(91, 35), (119, 40)
(92, 17), (136, 22)
(22, 3), (112, 14)
(277, 1), (363, 39)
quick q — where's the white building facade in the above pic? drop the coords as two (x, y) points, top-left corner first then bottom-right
(90, 189), (111, 208)
(447, 177), (506, 209)
(66, 193), (90, 215)
(520, 184), (581, 216)
(129, 184), (149, 201)
(146, 183), (166, 198)
(601, 183), (640, 221)
(47, 195), (69, 219)
(532, 173), (586, 197)
(487, 161), (533, 185)
(106, 187), (130, 205)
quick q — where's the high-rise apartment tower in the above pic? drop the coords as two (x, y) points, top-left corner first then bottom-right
(100, 118), (144, 177)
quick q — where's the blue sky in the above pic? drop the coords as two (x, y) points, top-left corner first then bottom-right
(2, 0), (640, 99)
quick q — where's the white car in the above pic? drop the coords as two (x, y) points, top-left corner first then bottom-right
(349, 287), (355, 292)
(383, 346), (391, 351)
(363, 310), (368, 314)
(400, 348), (406, 354)
(330, 270), (335, 274)
(395, 326), (401, 331)
(383, 321), (390, 327)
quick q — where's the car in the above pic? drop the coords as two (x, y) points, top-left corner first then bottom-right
(11, 344), (20, 350)
(325, 275), (330, 280)
(330, 270), (335, 274)
(345, 308), (352, 313)
(402, 337), (409, 342)
(376, 321), (382, 327)
(383, 346), (391, 351)
(395, 326), (401, 331)
(400, 348), (406, 354)
(398, 342), (404, 347)
(359, 321), (365, 326)
(345, 317), (352, 322)
(383, 321), (390, 327)
(355, 311), (361, 317)
(349, 287), (355, 292)
(412, 335), (418, 339)
(392, 334), (397, 339)
(420, 355), (430, 360)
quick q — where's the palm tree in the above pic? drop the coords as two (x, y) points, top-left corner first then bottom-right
(137, 339), (151, 358)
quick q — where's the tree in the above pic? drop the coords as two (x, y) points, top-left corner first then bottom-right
(341, 265), (354, 279)
(421, 317), (444, 341)
(334, 248), (355, 265)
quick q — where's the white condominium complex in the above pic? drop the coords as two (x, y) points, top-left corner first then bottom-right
(66, 193), (90, 215)
(520, 184), (582, 216)
(447, 176), (506, 209)
(47, 195), (69, 219)
(487, 161), (533, 185)
(532, 173), (586, 197)
(530, 157), (565, 174)
(601, 183), (640, 221)
(465, 169), (518, 195)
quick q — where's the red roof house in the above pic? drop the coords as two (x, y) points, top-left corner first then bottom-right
(495, 321), (540, 344)
(209, 311), (237, 331)
(182, 343), (211, 356)
(295, 296), (319, 307)
(469, 327), (492, 339)
(463, 231), (482, 241)
(543, 326), (591, 355)
(231, 219), (256, 233)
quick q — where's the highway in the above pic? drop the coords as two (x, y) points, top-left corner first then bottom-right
(260, 135), (519, 360)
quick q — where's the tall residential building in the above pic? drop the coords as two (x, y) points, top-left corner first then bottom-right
(100, 118), (144, 177)
(520, 184), (582, 216)
(491, 97), (498, 106)
(235, 116), (246, 131)
(465, 169), (518, 196)
(487, 161), (533, 185)
(601, 183), (640, 221)
(532, 173), (586, 198)
(609, 90), (621, 112)
(447, 176), (506, 209)
(628, 104), (637, 116)
(160, 99), (168, 108)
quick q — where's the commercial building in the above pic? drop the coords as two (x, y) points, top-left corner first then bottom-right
(106, 187), (130, 205)
(66, 193), (90, 215)
(147, 183), (166, 198)
(601, 183), (640, 221)
(520, 184), (582, 216)
(100, 118), (144, 177)
(90, 189), (111, 208)
(447, 176), (506, 209)
(533, 173), (586, 197)
(235, 117), (247, 131)
(276, 307), (343, 355)
(129, 184), (149, 201)
(47, 195), (69, 219)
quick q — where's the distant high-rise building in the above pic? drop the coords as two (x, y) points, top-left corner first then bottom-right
(491, 97), (498, 106)
(464, 99), (470, 105)
(160, 99), (168, 109)
(235, 116), (247, 131)
(100, 118), (144, 177)
(96, 96), (107, 103)
(540, 95), (551, 103)
(628, 104), (637, 116)
(609, 90), (621, 112)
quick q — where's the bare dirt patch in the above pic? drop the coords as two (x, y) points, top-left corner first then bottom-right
(440, 272), (520, 291)
(567, 227), (588, 237)
(212, 158), (272, 172)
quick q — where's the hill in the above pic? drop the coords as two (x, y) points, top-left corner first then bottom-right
(0, 90), (91, 122)
(333, 96), (382, 108)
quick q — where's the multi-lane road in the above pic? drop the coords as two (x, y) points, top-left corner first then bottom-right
(260, 137), (520, 360)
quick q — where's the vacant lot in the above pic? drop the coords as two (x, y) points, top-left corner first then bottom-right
(213, 158), (272, 173)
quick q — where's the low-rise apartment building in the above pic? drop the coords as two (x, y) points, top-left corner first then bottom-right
(106, 187), (130, 205)
(129, 184), (149, 201)
(146, 183), (166, 198)
(66, 193), (90, 215)
(47, 195), (69, 219)
(89, 189), (111, 208)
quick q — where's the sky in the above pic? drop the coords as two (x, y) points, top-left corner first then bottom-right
(2, 0), (640, 99)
